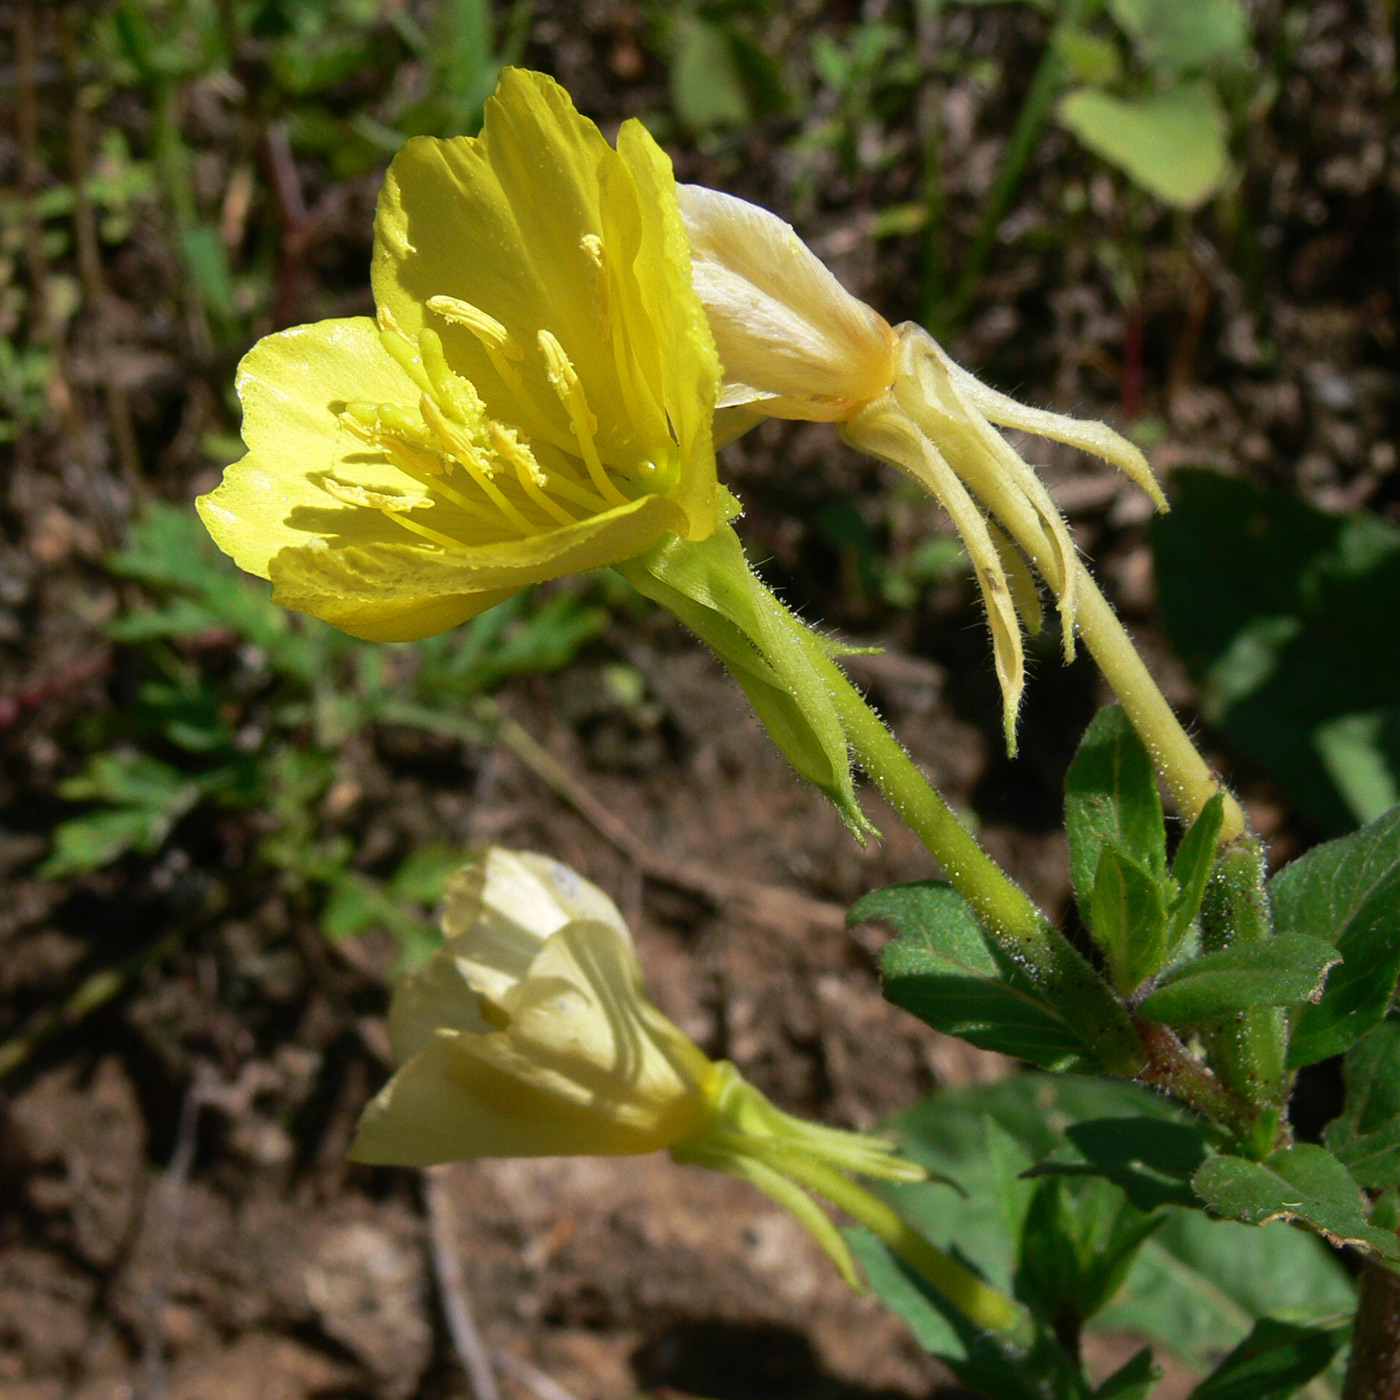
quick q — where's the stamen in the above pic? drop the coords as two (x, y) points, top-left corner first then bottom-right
(420, 394), (545, 536)
(491, 424), (579, 528)
(322, 477), (432, 512)
(538, 329), (629, 508)
(427, 295), (526, 361)
(381, 509), (462, 551)
(580, 234), (610, 340)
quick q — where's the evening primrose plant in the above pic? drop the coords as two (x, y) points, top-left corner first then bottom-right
(197, 64), (1400, 1400)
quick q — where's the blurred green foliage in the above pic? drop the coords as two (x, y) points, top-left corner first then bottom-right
(45, 503), (609, 967)
(850, 1075), (1354, 1396)
(1153, 470), (1400, 835)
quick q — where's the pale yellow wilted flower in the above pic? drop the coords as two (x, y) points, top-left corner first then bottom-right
(348, 847), (1023, 1336)
(678, 184), (1166, 753)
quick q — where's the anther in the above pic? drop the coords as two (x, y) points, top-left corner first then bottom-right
(427, 295), (526, 361)
(579, 235), (610, 339)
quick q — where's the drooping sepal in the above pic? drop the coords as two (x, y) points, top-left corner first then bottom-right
(617, 522), (874, 838)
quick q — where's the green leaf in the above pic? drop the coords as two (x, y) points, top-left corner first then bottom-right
(1057, 83), (1230, 209)
(1136, 933), (1341, 1025)
(1089, 845), (1169, 994)
(1152, 470), (1400, 835)
(1193, 1143), (1400, 1263)
(1187, 1318), (1346, 1400)
(1168, 792), (1226, 950)
(42, 752), (205, 877)
(1054, 26), (1123, 85)
(853, 881), (1091, 1067)
(1015, 1175), (1161, 1327)
(1275, 805), (1400, 1066)
(1108, 0), (1249, 71)
(1066, 705), (1168, 906)
(884, 1076), (1354, 1374)
(1024, 1116), (1212, 1212)
(1324, 1016), (1400, 1189)
(1095, 1347), (1160, 1400)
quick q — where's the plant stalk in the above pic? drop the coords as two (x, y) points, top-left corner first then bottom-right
(1344, 1261), (1400, 1400)
(814, 646), (1147, 1075)
(931, 417), (1245, 840)
(742, 1138), (1031, 1343)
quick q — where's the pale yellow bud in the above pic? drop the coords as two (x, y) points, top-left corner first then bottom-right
(678, 184), (896, 423)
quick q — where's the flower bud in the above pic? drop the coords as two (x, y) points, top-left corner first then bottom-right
(678, 184), (896, 423)
(351, 847), (925, 1285)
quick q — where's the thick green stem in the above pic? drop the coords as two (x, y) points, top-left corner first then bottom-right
(1074, 576), (1245, 841)
(825, 659), (1041, 943)
(815, 647), (1146, 1075)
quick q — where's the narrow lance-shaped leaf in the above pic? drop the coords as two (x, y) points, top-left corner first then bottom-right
(1275, 805), (1400, 1067)
(1088, 844), (1168, 995)
(1066, 705), (1168, 908)
(1167, 791), (1225, 954)
(1193, 1143), (1400, 1264)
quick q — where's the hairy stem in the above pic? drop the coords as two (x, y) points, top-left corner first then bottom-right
(742, 1139), (1030, 1342)
(936, 423), (1246, 840)
(815, 648), (1146, 1075)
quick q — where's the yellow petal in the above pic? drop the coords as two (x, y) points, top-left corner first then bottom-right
(196, 318), (427, 580)
(387, 944), (495, 1064)
(372, 69), (718, 541)
(350, 1031), (671, 1165)
(678, 183), (895, 421)
(266, 491), (684, 640)
(437, 848), (633, 1005)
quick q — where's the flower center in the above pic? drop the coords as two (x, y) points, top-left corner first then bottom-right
(334, 282), (657, 549)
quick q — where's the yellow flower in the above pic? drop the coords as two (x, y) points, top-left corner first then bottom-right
(350, 847), (928, 1284)
(677, 184), (1167, 752)
(197, 69), (721, 642)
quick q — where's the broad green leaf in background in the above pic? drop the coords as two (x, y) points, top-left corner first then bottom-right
(1193, 1144), (1400, 1264)
(1272, 806), (1400, 1067)
(1057, 83), (1229, 209)
(1108, 0), (1249, 72)
(1135, 933), (1341, 1025)
(852, 881), (1091, 1067)
(1152, 470), (1400, 834)
(1187, 1318), (1348, 1400)
(1066, 704), (1168, 904)
(1024, 1115), (1213, 1211)
(870, 1077), (1353, 1380)
(1324, 1016), (1400, 1190)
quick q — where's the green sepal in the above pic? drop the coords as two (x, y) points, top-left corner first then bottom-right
(617, 524), (873, 838)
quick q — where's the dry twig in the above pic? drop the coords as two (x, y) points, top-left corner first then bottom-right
(423, 1165), (502, 1400)
(492, 1349), (582, 1400)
